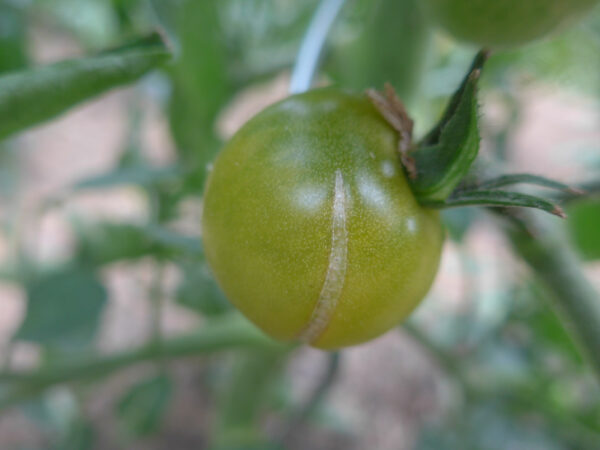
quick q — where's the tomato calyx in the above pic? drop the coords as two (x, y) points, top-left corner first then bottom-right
(367, 84), (417, 179)
(369, 49), (577, 218)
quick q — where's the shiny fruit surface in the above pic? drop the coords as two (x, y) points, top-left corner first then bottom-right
(202, 89), (443, 349)
(422, 0), (600, 47)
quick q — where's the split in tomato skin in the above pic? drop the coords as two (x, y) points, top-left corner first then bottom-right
(202, 89), (444, 350)
(421, 0), (600, 48)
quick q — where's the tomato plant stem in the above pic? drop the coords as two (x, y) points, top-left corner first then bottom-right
(508, 215), (600, 380)
(276, 352), (341, 445)
(213, 349), (290, 447)
(404, 322), (600, 446)
(0, 315), (288, 410)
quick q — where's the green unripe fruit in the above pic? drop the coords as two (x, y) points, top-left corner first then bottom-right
(202, 89), (443, 350)
(421, 0), (600, 47)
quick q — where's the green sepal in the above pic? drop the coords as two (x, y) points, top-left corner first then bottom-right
(410, 50), (489, 202)
(474, 173), (582, 194)
(409, 51), (573, 218)
(423, 189), (566, 218)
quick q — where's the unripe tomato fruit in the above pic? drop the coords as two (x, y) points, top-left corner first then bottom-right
(202, 89), (443, 350)
(421, 0), (600, 48)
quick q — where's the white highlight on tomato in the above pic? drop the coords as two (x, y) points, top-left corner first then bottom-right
(294, 185), (328, 212)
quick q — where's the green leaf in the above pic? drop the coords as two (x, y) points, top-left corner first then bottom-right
(411, 50), (488, 202)
(76, 222), (156, 265)
(517, 282), (583, 365)
(56, 419), (95, 450)
(0, 32), (170, 140)
(0, 2), (28, 74)
(425, 189), (565, 218)
(15, 267), (107, 350)
(142, 224), (202, 257)
(76, 222), (202, 266)
(176, 262), (231, 317)
(73, 165), (182, 190)
(441, 208), (478, 242)
(117, 374), (172, 437)
(163, 0), (233, 189)
(567, 197), (600, 261)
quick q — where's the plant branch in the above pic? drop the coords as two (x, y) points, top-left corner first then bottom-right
(0, 314), (287, 410)
(403, 322), (600, 446)
(506, 214), (600, 380)
(402, 322), (473, 399)
(148, 262), (166, 371)
(213, 348), (290, 448)
(277, 352), (341, 445)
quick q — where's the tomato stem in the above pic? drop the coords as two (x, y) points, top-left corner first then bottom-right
(276, 352), (341, 445)
(213, 349), (290, 448)
(508, 214), (600, 380)
(0, 314), (289, 409)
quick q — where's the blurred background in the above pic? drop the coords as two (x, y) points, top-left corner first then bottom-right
(0, 0), (599, 449)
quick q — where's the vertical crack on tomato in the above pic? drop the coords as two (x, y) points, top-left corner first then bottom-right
(297, 169), (348, 344)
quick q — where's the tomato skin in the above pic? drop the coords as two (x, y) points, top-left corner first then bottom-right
(202, 89), (443, 350)
(422, 0), (600, 47)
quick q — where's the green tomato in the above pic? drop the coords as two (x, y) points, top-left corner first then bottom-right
(421, 0), (600, 47)
(202, 89), (443, 350)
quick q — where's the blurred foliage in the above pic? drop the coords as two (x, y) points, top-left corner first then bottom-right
(117, 374), (172, 438)
(20, 388), (95, 450)
(164, 0), (232, 188)
(15, 267), (107, 352)
(327, 0), (430, 105)
(74, 221), (202, 266)
(414, 281), (600, 449)
(176, 260), (232, 317)
(441, 208), (479, 242)
(486, 7), (600, 95)
(0, 0), (599, 449)
(0, 31), (170, 140)
(0, 1), (28, 73)
(568, 196), (600, 261)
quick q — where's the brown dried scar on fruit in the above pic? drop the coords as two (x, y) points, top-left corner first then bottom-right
(367, 83), (417, 179)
